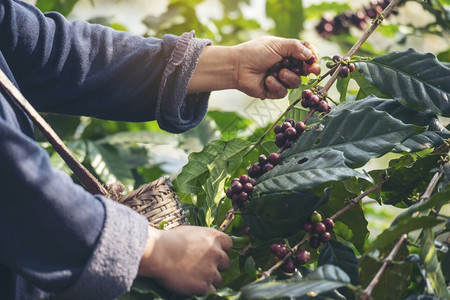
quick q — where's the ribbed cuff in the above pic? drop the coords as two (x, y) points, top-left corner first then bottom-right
(60, 196), (148, 300)
(156, 31), (212, 133)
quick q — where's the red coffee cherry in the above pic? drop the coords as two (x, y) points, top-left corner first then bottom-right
(295, 250), (311, 265)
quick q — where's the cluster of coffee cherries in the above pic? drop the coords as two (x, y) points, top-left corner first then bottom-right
(316, 0), (397, 39)
(300, 89), (331, 113)
(267, 56), (317, 80)
(226, 175), (257, 210)
(303, 211), (335, 249)
(326, 55), (356, 79)
(270, 242), (311, 274)
(273, 118), (307, 151)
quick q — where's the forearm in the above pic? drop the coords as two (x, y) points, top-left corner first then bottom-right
(187, 45), (238, 93)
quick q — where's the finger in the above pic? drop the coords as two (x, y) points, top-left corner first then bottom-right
(211, 271), (223, 289)
(217, 251), (230, 271)
(279, 39), (313, 61)
(278, 68), (302, 89)
(264, 76), (287, 99)
(301, 40), (319, 60)
(219, 233), (233, 251)
(305, 63), (321, 76)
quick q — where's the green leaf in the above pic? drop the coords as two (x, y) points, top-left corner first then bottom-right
(306, 2), (351, 19)
(355, 49), (450, 117)
(35, 0), (78, 15)
(266, 0), (304, 38)
(244, 190), (329, 240)
(203, 159), (229, 226)
(369, 216), (444, 252)
(336, 75), (351, 102)
(175, 138), (251, 195)
(283, 105), (424, 168)
(241, 265), (352, 299)
(419, 228), (450, 299)
(206, 110), (252, 140)
(359, 246), (412, 300)
(351, 68), (389, 100)
(318, 240), (359, 285)
(442, 250), (450, 283)
(86, 142), (134, 190)
(255, 149), (371, 195)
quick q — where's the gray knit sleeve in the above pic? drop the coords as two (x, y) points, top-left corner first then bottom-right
(155, 31), (212, 133)
(60, 196), (149, 300)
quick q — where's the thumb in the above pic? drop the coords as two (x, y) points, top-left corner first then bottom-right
(276, 38), (314, 62)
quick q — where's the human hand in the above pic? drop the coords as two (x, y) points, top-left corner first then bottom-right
(138, 225), (232, 296)
(233, 36), (320, 100)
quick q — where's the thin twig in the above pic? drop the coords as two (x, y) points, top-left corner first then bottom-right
(361, 171), (443, 300)
(219, 208), (236, 231)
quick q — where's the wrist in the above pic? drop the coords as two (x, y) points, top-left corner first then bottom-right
(137, 226), (162, 278)
(187, 45), (239, 93)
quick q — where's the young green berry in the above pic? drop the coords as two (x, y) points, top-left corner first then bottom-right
(310, 211), (322, 223)
(295, 250), (311, 266)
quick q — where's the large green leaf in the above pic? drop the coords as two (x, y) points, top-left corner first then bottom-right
(203, 159), (229, 226)
(244, 190), (329, 240)
(318, 240), (359, 285)
(266, 0), (304, 38)
(419, 228), (450, 299)
(359, 245), (412, 300)
(282, 106), (424, 168)
(255, 149), (370, 195)
(368, 216), (444, 252)
(35, 0), (79, 16)
(241, 265), (352, 299)
(355, 49), (450, 117)
(175, 138), (251, 195)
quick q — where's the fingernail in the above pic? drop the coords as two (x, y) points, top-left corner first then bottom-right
(303, 48), (312, 58)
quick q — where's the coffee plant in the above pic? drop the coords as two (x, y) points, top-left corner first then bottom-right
(34, 0), (450, 299)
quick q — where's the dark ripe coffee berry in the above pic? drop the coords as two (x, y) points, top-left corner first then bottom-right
(239, 191), (249, 201)
(258, 154), (268, 165)
(231, 181), (243, 193)
(240, 174), (250, 184)
(303, 222), (314, 233)
(285, 118), (295, 127)
(301, 98), (310, 109)
(268, 152), (281, 165)
(339, 66), (350, 78)
(295, 250), (311, 266)
(322, 218), (335, 231)
(241, 225), (250, 235)
(284, 140), (293, 149)
(282, 259), (296, 273)
(282, 57), (291, 68)
(320, 231), (331, 243)
(310, 211), (322, 223)
(232, 194), (239, 202)
(274, 124), (283, 134)
(250, 179), (257, 186)
(263, 163), (274, 173)
(305, 56), (317, 65)
(309, 95), (320, 108)
(270, 243), (288, 259)
(268, 62), (282, 73)
(302, 89), (313, 100)
(290, 58), (303, 68)
(275, 133), (286, 148)
(231, 177), (240, 183)
(226, 187), (233, 199)
(348, 63), (356, 72)
(281, 121), (292, 131)
(295, 121), (306, 133)
(285, 127), (297, 140)
(317, 100), (329, 113)
(291, 67), (303, 76)
(248, 163), (261, 178)
(314, 222), (327, 234)
(332, 55), (341, 62)
(269, 72), (279, 80)
(309, 235), (321, 249)
(243, 182), (254, 193)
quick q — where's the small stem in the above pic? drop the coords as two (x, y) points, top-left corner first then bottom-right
(219, 208), (236, 231)
(320, 0), (403, 96)
(331, 180), (385, 220)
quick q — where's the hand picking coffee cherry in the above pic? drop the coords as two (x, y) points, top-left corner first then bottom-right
(265, 55), (320, 87)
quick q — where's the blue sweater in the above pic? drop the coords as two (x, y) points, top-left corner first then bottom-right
(0, 1), (211, 299)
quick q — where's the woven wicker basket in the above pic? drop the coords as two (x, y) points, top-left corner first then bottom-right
(117, 176), (190, 229)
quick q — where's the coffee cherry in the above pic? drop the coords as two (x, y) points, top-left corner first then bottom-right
(240, 174), (250, 184)
(295, 121), (306, 133)
(270, 243), (288, 259)
(322, 218), (335, 231)
(239, 191), (249, 201)
(320, 231), (331, 243)
(282, 57), (291, 68)
(275, 133), (286, 147)
(250, 179), (257, 186)
(285, 118), (295, 127)
(269, 72), (279, 80)
(309, 235), (321, 249)
(232, 194), (239, 202)
(305, 56), (317, 65)
(268, 152), (281, 165)
(303, 222), (314, 233)
(348, 63), (356, 72)
(263, 163), (274, 173)
(285, 127), (297, 140)
(302, 89), (313, 100)
(274, 124), (283, 134)
(243, 182), (254, 193)
(282, 259), (296, 273)
(284, 140), (293, 149)
(332, 55), (341, 62)
(291, 67), (303, 76)
(258, 154), (268, 165)
(248, 163), (261, 178)
(309, 95), (320, 108)
(295, 250), (311, 266)
(226, 187), (233, 199)
(291, 58), (303, 68)
(268, 62), (282, 73)
(231, 181), (243, 193)
(282, 121), (292, 131)
(339, 66), (350, 78)
(310, 211), (322, 223)
(317, 100), (329, 113)
(313, 222), (327, 234)
(301, 98), (310, 109)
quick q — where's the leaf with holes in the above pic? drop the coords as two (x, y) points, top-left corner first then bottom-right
(355, 49), (450, 117)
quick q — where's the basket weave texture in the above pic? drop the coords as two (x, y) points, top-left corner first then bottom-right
(117, 176), (189, 229)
